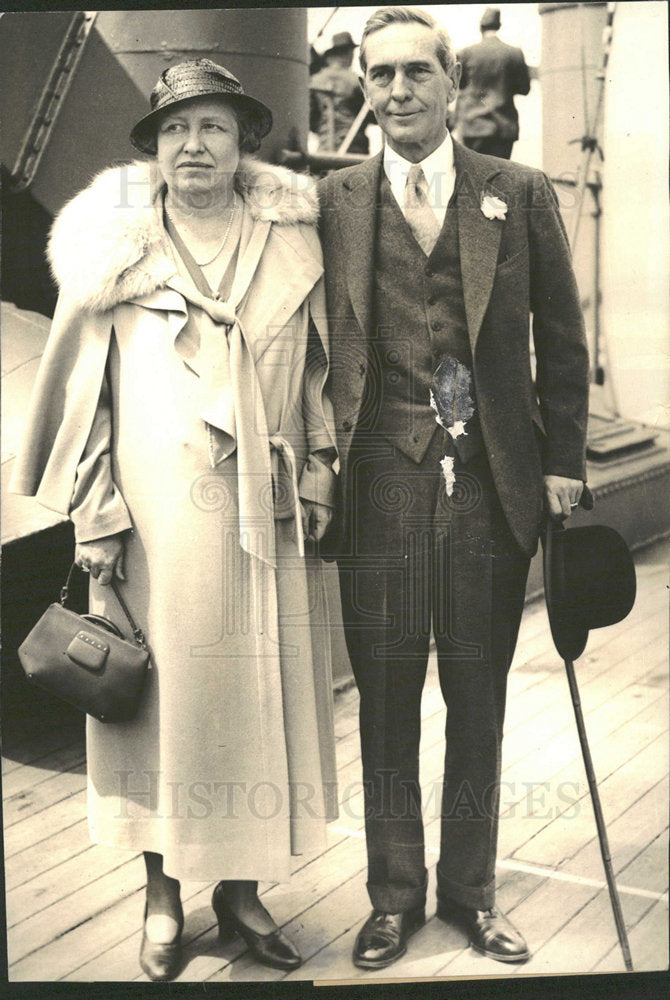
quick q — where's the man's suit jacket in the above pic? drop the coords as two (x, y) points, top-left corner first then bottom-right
(317, 141), (589, 558)
(456, 36), (531, 141)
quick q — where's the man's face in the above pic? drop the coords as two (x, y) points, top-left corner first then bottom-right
(362, 22), (459, 161)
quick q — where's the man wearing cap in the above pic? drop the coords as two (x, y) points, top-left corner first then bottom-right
(318, 5), (588, 971)
(310, 31), (369, 154)
(454, 6), (531, 160)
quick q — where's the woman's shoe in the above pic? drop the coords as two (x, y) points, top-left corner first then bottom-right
(139, 904), (184, 981)
(211, 882), (302, 971)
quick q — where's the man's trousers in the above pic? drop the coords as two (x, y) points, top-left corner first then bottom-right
(337, 432), (530, 913)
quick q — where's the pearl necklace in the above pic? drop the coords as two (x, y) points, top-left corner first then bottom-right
(166, 194), (237, 267)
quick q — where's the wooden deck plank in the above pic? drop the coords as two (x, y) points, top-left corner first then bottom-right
(333, 683), (359, 741)
(170, 827), (371, 981)
(498, 702), (668, 860)
(304, 864), (549, 982)
(515, 774), (669, 876)
(502, 599), (662, 712)
(504, 617), (667, 756)
(4, 818), (90, 892)
(338, 622), (664, 836)
(2, 715), (84, 775)
(9, 882), (143, 980)
(506, 679), (667, 796)
(594, 898), (669, 973)
(62, 875), (234, 982)
(7, 856), (145, 968)
(501, 663), (665, 799)
(588, 832), (670, 973)
(13, 660), (664, 956)
(288, 866), (444, 983)
(4, 548), (667, 982)
(66, 826), (367, 981)
(208, 870), (371, 983)
(521, 886), (651, 975)
(500, 704), (668, 861)
(2, 744), (86, 801)
(3, 788), (86, 858)
(3, 759), (86, 827)
(504, 601), (666, 744)
(330, 674), (665, 874)
(6, 841), (134, 928)
(616, 828), (670, 896)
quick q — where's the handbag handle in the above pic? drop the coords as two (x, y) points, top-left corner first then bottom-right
(60, 562), (148, 651)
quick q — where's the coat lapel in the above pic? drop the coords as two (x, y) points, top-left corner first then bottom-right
(338, 152), (383, 340)
(237, 219), (323, 361)
(453, 141), (506, 353)
(133, 214), (322, 364)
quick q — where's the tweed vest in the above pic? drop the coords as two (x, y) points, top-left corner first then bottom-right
(368, 176), (476, 463)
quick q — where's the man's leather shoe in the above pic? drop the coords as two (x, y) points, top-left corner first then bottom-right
(436, 898), (530, 963)
(353, 906), (425, 969)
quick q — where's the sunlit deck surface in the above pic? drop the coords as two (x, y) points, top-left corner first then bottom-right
(3, 542), (668, 983)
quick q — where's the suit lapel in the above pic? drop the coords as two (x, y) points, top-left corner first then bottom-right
(453, 141), (506, 353)
(333, 144), (506, 353)
(338, 152), (383, 340)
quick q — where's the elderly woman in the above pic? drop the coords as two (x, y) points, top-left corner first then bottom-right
(11, 59), (338, 980)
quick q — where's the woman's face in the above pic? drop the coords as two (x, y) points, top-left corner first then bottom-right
(156, 96), (240, 204)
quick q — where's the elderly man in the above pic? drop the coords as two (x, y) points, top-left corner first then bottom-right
(318, 6), (588, 970)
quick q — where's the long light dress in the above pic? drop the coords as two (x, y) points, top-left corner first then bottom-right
(70, 200), (338, 884)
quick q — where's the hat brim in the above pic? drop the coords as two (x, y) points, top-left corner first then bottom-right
(542, 523), (636, 662)
(130, 92), (273, 155)
(323, 42), (357, 58)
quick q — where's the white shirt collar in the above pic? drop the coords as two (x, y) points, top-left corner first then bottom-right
(383, 132), (455, 224)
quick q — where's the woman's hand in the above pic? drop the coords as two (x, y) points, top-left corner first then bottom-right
(75, 533), (126, 586)
(300, 501), (333, 543)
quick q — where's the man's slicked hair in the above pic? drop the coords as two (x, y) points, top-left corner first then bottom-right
(359, 6), (456, 76)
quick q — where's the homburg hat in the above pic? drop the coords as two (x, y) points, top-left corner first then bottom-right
(542, 523), (637, 662)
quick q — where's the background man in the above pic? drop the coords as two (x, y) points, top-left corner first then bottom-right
(454, 6), (530, 159)
(310, 31), (369, 154)
(318, 5), (588, 971)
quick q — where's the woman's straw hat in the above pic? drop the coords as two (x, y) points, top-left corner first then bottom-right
(130, 58), (273, 155)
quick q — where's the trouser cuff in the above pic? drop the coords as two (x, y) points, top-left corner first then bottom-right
(436, 867), (496, 910)
(367, 872), (428, 914)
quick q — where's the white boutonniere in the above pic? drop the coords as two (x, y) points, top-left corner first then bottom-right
(481, 193), (508, 220)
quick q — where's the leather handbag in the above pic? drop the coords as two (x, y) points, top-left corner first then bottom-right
(18, 563), (150, 723)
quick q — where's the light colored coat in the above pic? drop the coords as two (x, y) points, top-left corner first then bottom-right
(11, 158), (339, 883)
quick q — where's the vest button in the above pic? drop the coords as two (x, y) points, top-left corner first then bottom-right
(342, 420), (352, 432)
(432, 320), (444, 332)
(427, 295), (436, 305)
(425, 265), (435, 277)
(413, 435), (420, 444)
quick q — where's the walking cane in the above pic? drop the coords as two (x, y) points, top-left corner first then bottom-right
(542, 516), (636, 971)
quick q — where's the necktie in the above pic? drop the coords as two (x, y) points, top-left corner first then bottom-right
(403, 163), (441, 256)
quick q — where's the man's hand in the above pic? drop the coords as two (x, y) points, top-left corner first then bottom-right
(300, 500), (334, 543)
(75, 533), (126, 586)
(543, 475), (583, 520)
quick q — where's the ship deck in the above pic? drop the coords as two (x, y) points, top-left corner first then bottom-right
(3, 542), (668, 984)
